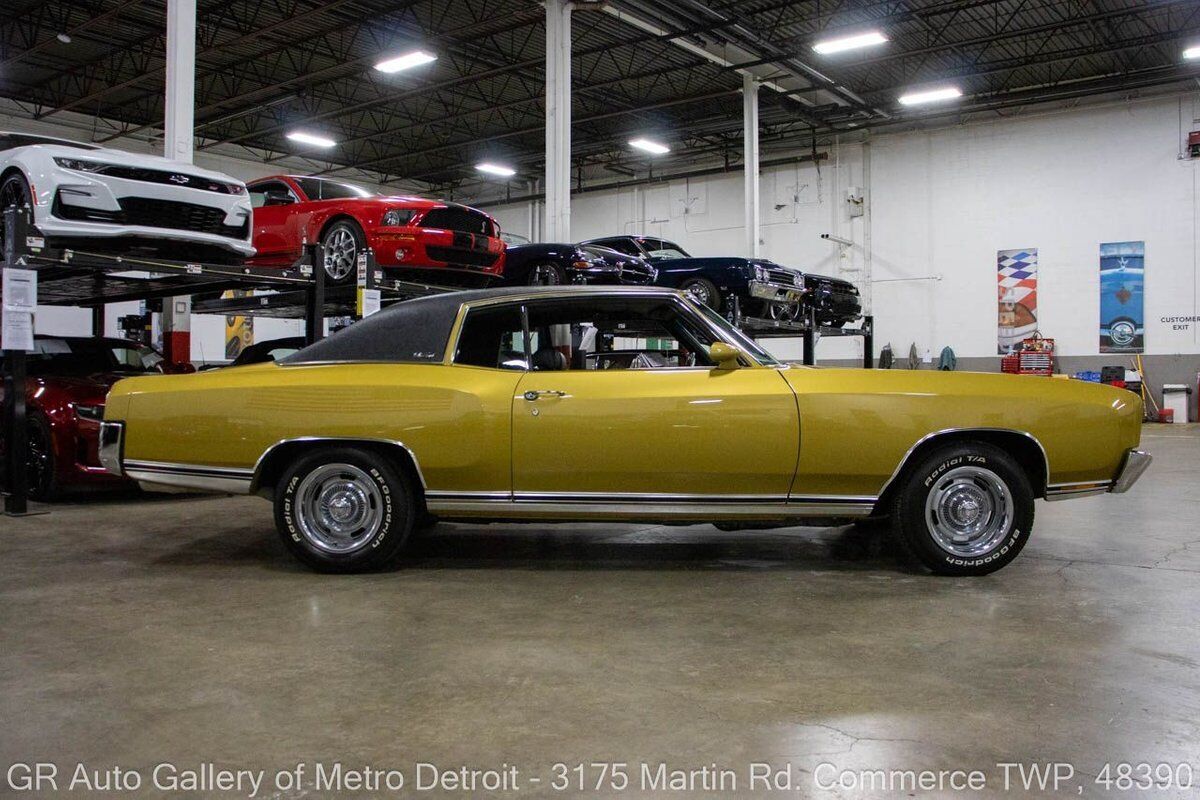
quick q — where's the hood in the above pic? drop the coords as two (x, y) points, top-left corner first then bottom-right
(794, 366), (1135, 405)
(34, 143), (245, 186)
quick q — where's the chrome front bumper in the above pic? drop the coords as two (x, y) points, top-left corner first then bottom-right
(1110, 449), (1152, 493)
(98, 421), (125, 477)
(748, 280), (804, 304)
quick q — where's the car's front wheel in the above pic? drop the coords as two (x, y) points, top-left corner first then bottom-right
(320, 220), (366, 284)
(681, 277), (721, 310)
(0, 171), (33, 257)
(274, 447), (415, 572)
(890, 442), (1034, 576)
(527, 262), (565, 285)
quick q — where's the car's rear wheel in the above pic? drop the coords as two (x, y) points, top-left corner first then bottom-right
(527, 262), (565, 286)
(890, 442), (1034, 576)
(0, 171), (33, 257)
(320, 219), (366, 284)
(766, 301), (800, 322)
(274, 447), (415, 572)
(681, 277), (721, 311)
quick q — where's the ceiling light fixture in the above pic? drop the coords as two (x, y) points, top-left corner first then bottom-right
(629, 137), (669, 155)
(374, 50), (437, 73)
(898, 86), (963, 106)
(812, 30), (887, 55)
(476, 162), (516, 177)
(286, 131), (337, 148)
(1184, 45), (1200, 60)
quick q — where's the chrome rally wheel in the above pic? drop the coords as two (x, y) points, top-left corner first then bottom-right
(891, 442), (1034, 576)
(923, 465), (1014, 558)
(275, 447), (414, 572)
(294, 463), (384, 554)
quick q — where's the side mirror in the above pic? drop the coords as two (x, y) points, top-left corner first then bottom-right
(709, 342), (742, 370)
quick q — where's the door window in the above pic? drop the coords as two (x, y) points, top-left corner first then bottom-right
(524, 296), (719, 371)
(453, 306), (528, 370)
(248, 181), (298, 208)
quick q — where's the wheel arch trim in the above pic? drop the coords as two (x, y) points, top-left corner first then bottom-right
(875, 427), (1050, 503)
(251, 436), (428, 494)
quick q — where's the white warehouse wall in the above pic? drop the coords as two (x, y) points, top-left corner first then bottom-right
(489, 93), (1200, 364)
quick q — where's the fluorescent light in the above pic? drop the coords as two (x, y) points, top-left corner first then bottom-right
(629, 137), (669, 155)
(1185, 45), (1200, 60)
(812, 30), (887, 55)
(898, 86), (963, 106)
(286, 131), (337, 148)
(476, 162), (516, 177)
(374, 50), (437, 73)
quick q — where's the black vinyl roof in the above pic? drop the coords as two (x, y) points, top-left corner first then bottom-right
(282, 286), (678, 364)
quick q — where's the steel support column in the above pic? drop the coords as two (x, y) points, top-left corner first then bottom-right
(544, 0), (572, 242)
(161, 0), (197, 365)
(743, 74), (760, 258)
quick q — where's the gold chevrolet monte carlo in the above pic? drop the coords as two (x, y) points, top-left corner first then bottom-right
(98, 286), (1151, 575)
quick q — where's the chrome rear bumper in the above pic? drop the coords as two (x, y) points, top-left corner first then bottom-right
(1110, 449), (1152, 494)
(98, 421), (125, 476)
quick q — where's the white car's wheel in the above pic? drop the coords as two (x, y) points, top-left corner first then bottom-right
(0, 172), (32, 256)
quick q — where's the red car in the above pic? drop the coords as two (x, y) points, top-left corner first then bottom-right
(0, 336), (178, 500)
(245, 175), (505, 286)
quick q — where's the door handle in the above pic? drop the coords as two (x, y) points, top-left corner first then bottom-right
(523, 390), (567, 401)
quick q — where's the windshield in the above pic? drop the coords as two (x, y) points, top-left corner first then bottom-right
(13, 339), (162, 376)
(691, 303), (781, 367)
(640, 239), (690, 259)
(292, 177), (375, 201)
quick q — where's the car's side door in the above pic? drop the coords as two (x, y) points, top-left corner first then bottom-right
(508, 294), (799, 501)
(247, 180), (303, 263)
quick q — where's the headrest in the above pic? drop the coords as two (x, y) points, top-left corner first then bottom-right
(532, 347), (567, 371)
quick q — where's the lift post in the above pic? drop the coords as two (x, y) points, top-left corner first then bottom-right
(2, 206), (30, 514)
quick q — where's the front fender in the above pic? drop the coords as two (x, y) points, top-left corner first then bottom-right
(783, 368), (1142, 498)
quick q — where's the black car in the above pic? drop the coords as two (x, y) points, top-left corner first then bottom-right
(580, 235), (805, 320)
(804, 273), (862, 328)
(500, 243), (614, 286)
(578, 244), (657, 285)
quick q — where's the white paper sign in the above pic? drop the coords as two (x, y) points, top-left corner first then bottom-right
(361, 288), (382, 318)
(2, 268), (37, 312)
(1, 308), (34, 351)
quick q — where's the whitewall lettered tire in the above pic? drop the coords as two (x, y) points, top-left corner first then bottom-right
(890, 442), (1034, 576)
(274, 447), (414, 572)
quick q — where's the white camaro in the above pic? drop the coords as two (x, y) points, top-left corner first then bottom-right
(0, 131), (254, 263)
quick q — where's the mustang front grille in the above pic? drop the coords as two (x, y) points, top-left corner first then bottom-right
(54, 193), (248, 239)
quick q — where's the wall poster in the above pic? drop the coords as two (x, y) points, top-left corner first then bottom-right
(997, 248), (1038, 353)
(224, 289), (253, 360)
(1099, 240), (1144, 353)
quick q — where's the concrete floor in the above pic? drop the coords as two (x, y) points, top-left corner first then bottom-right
(2, 424), (1198, 798)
